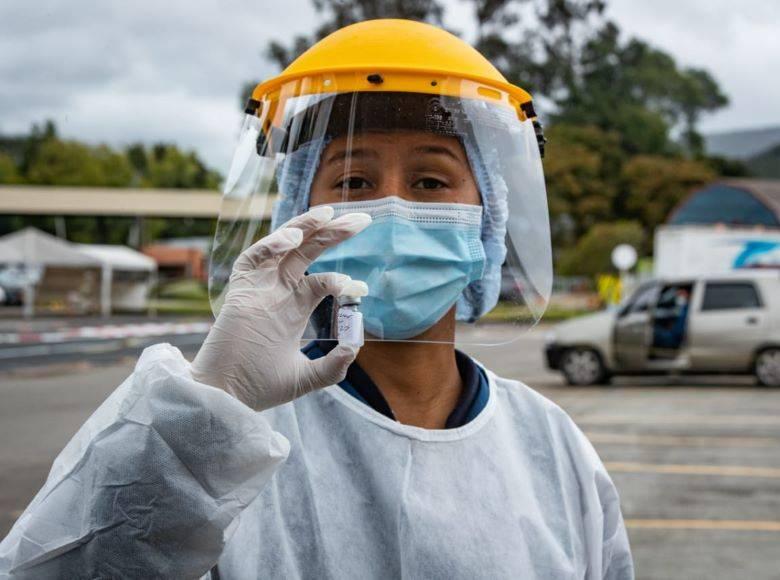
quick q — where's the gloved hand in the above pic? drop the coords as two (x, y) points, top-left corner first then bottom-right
(191, 205), (372, 411)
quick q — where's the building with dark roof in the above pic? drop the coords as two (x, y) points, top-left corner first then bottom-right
(668, 179), (780, 229)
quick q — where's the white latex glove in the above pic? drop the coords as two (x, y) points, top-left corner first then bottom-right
(191, 205), (372, 411)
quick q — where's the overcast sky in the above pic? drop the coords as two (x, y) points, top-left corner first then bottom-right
(1, 0), (778, 174)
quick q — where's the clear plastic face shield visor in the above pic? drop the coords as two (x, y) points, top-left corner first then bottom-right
(210, 75), (551, 346)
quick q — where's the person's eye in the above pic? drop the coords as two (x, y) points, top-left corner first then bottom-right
(335, 176), (373, 190)
(413, 177), (447, 190)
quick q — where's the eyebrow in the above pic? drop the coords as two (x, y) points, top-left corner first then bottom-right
(412, 145), (460, 161)
(324, 147), (378, 164)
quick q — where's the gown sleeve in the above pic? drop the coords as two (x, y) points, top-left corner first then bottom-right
(549, 404), (635, 580)
(595, 469), (635, 580)
(0, 343), (289, 580)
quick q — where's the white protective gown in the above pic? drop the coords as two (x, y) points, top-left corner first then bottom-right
(0, 344), (633, 579)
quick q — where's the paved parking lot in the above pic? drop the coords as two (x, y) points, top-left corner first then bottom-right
(1, 323), (779, 579)
(469, 325), (780, 580)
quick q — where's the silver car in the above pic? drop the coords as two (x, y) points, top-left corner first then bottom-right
(545, 271), (780, 386)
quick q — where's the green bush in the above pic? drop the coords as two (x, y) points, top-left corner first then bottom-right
(557, 221), (645, 277)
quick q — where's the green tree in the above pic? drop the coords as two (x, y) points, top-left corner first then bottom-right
(144, 144), (221, 189)
(126, 143), (149, 181)
(557, 220), (644, 276)
(0, 153), (22, 184)
(553, 24), (678, 154)
(463, 3), (728, 156)
(705, 155), (749, 178)
(95, 145), (135, 187)
(26, 139), (133, 187)
(549, 23), (716, 155)
(674, 68), (728, 155)
(470, 0), (607, 100)
(20, 120), (57, 175)
(621, 155), (715, 234)
(543, 124), (624, 243)
(125, 143), (221, 189)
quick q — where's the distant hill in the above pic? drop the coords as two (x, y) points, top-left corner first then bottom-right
(705, 126), (780, 159)
(745, 143), (780, 179)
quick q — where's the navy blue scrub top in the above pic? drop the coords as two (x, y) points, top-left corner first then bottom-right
(302, 341), (489, 428)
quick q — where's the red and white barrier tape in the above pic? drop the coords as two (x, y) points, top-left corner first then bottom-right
(0, 322), (212, 345)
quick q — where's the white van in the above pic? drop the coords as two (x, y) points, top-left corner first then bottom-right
(545, 271), (780, 386)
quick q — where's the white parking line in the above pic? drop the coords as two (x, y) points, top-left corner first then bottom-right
(626, 519), (780, 531)
(576, 414), (780, 426)
(586, 432), (780, 448)
(605, 461), (780, 478)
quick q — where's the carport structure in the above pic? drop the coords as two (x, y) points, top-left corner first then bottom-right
(0, 186), (272, 246)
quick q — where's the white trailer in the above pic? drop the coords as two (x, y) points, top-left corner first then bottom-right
(654, 225), (780, 277)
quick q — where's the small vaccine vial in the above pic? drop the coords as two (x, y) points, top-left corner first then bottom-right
(337, 280), (368, 348)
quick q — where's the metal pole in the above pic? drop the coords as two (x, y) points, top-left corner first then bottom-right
(619, 268), (626, 304)
(54, 216), (67, 239)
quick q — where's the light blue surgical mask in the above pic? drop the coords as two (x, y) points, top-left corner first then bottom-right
(308, 196), (486, 340)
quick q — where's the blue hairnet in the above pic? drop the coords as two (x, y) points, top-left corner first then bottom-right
(270, 135), (508, 322)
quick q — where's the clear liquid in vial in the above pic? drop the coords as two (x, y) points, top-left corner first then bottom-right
(337, 304), (364, 347)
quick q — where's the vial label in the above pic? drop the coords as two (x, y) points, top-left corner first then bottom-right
(337, 309), (364, 348)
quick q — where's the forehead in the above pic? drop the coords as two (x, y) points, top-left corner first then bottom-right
(321, 131), (469, 163)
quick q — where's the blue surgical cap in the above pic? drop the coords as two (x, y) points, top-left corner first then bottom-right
(270, 135), (508, 322)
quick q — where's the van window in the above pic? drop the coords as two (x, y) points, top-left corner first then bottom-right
(701, 282), (762, 311)
(624, 284), (657, 314)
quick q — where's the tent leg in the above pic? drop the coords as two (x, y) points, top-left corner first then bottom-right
(23, 284), (35, 319)
(101, 266), (112, 318)
(148, 269), (158, 318)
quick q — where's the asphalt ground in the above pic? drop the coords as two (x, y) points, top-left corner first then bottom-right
(1, 324), (779, 579)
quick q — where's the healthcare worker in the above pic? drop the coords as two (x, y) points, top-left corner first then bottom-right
(0, 19), (634, 579)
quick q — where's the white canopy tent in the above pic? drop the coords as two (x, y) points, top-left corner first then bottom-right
(0, 227), (100, 317)
(0, 228), (156, 317)
(0, 227), (99, 267)
(77, 244), (157, 316)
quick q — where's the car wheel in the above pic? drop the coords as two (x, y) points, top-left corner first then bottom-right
(755, 348), (780, 387)
(561, 348), (608, 386)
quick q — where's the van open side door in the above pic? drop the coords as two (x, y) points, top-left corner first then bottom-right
(613, 282), (659, 370)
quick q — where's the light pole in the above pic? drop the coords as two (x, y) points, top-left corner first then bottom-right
(611, 244), (638, 304)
